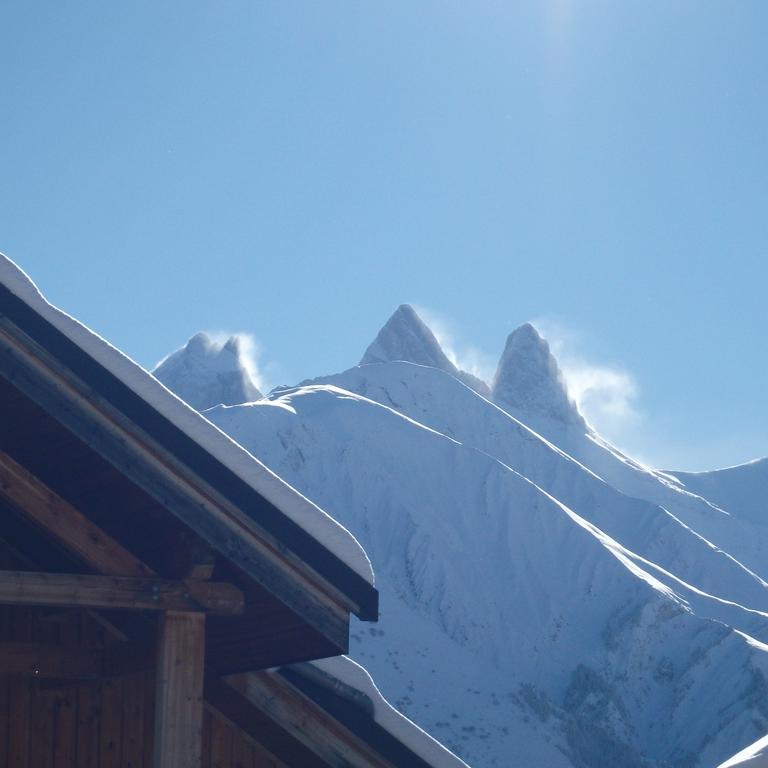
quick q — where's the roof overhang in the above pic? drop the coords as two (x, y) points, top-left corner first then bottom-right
(0, 272), (378, 672)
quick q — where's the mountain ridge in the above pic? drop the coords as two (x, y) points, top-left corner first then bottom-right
(154, 307), (768, 767)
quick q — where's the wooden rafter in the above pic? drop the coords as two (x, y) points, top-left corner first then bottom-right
(0, 449), (153, 578)
(204, 675), (329, 768)
(229, 671), (396, 768)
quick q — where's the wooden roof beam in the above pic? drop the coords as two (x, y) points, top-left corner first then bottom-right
(204, 674), (331, 768)
(229, 671), (397, 768)
(0, 448), (153, 578)
(0, 570), (244, 615)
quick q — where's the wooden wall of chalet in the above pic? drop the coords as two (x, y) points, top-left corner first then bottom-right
(0, 607), (286, 768)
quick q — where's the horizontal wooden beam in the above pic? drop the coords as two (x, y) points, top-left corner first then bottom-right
(0, 449), (153, 579)
(0, 571), (244, 615)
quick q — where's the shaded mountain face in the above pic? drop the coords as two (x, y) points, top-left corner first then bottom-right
(153, 332), (262, 411)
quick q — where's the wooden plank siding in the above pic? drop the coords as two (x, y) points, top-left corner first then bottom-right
(0, 607), (288, 768)
(0, 670), (285, 768)
(0, 475), (338, 768)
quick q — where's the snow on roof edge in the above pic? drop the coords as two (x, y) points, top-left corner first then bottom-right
(310, 656), (471, 768)
(0, 254), (374, 585)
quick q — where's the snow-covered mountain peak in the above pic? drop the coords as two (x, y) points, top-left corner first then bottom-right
(360, 305), (491, 397)
(361, 304), (455, 371)
(185, 330), (213, 353)
(492, 323), (584, 426)
(508, 321), (540, 344)
(153, 331), (262, 411)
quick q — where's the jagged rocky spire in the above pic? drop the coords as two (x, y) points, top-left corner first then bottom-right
(492, 323), (583, 426)
(153, 332), (262, 411)
(361, 305), (456, 370)
(361, 305), (490, 397)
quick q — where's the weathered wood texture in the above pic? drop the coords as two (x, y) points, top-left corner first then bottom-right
(0, 607), (290, 767)
(231, 671), (395, 768)
(0, 370), (360, 768)
(0, 450), (153, 579)
(0, 672), (286, 768)
(153, 611), (205, 768)
(204, 675), (326, 768)
(0, 641), (101, 679)
(0, 571), (243, 615)
(0, 374), (349, 674)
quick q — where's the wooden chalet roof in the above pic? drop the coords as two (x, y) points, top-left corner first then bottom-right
(0, 254), (470, 768)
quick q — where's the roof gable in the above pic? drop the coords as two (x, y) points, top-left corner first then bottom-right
(0, 255), (376, 622)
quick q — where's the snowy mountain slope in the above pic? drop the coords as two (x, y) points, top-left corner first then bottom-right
(207, 385), (768, 767)
(300, 362), (768, 634)
(156, 305), (768, 766)
(667, 459), (768, 525)
(355, 308), (701, 507)
(509, 409), (768, 585)
(153, 331), (262, 410)
(352, 307), (768, 586)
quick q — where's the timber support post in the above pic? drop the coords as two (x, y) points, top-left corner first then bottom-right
(154, 610), (206, 768)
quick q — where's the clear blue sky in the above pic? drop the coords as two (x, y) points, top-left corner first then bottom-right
(1, 2), (766, 470)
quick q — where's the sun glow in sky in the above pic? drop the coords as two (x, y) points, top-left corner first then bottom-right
(1, 1), (766, 470)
